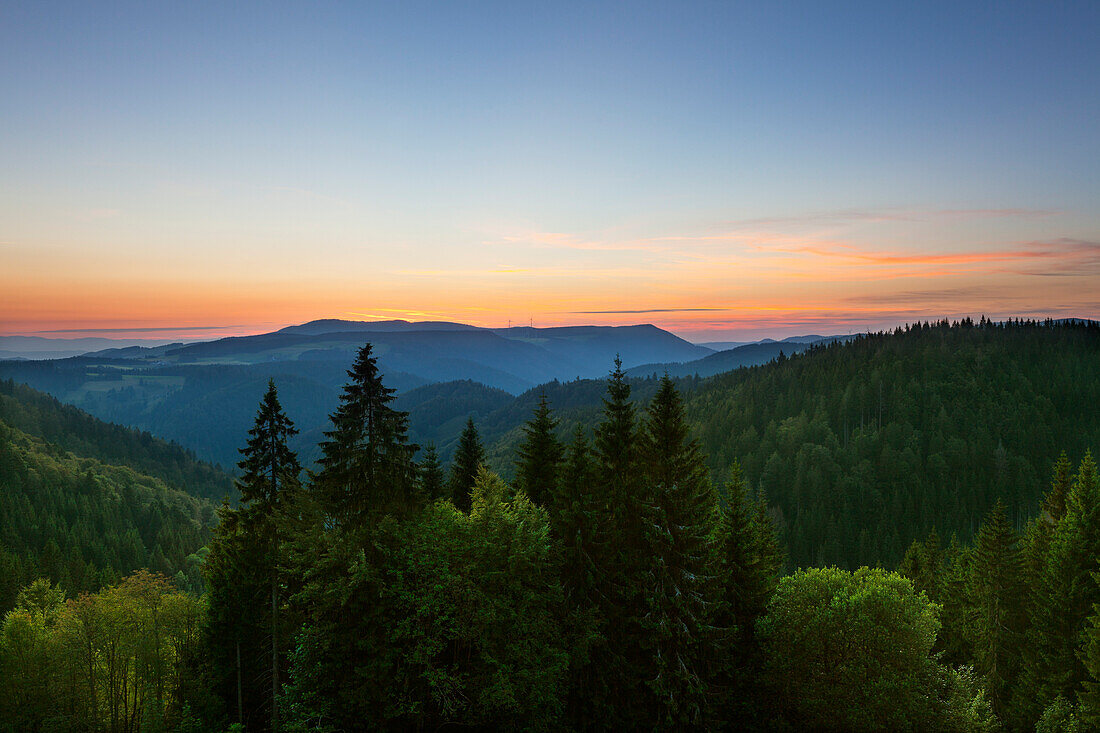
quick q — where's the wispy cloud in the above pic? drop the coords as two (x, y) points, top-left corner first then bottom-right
(714, 207), (1058, 231)
(569, 308), (728, 314)
(35, 325), (249, 334)
(757, 238), (1100, 271)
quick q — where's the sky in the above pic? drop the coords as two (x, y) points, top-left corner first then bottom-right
(2, 1), (1098, 342)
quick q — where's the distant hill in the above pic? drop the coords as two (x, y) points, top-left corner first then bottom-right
(0, 319), (717, 467)
(0, 385), (220, 611)
(490, 324), (711, 378)
(277, 318), (482, 335)
(0, 379), (233, 500)
(625, 336), (852, 379)
(697, 341), (751, 351)
(72, 319), (708, 394)
(0, 335), (187, 360)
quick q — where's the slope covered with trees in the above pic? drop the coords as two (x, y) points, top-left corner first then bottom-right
(0, 419), (216, 612)
(0, 379), (233, 501)
(684, 319), (1100, 568)
(4, 323), (1100, 731)
(478, 320), (1100, 569)
(0, 382), (222, 612)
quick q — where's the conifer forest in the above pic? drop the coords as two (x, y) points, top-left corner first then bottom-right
(0, 320), (1098, 731)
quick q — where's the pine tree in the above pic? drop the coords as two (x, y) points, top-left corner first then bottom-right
(448, 418), (485, 512)
(237, 380), (302, 519)
(514, 394), (564, 507)
(207, 380), (302, 732)
(1033, 453), (1100, 710)
(898, 527), (944, 600)
(551, 426), (602, 604)
(313, 344), (418, 525)
(1079, 595), (1100, 728)
(939, 534), (975, 666)
(711, 462), (782, 724)
(636, 374), (717, 726)
(581, 357), (645, 728)
(418, 444), (445, 502)
(1043, 451), (1074, 523)
(967, 499), (1026, 718)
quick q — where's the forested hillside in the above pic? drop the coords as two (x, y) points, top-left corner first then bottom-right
(480, 320), (1100, 569)
(0, 380), (225, 613)
(0, 379), (232, 500)
(685, 318), (1100, 568)
(4, 334), (1100, 731)
(0, 419), (216, 612)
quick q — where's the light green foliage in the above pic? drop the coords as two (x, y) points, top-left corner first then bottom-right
(0, 572), (205, 732)
(942, 666), (999, 733)
(758, 567), (943, 731)
(1036, 696), (1081, 733)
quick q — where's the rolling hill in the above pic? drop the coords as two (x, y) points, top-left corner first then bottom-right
(0, 381), (223, 611)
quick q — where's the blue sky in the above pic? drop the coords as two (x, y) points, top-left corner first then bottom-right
(2, 1), (1098, 340)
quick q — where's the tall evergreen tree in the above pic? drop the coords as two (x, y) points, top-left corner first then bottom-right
(514, 394), (564, 506)
(207, 380), (301, 732)
(1078, 596), (1100, 729)
(543, 426), (606, 729)
(938, 534), (975, 667)
(418, 443), (445, 502)
(551, 426), (602, 604)
(237, 380), (302, 518)
(448, 418), (486, 512)
(312, 344), (418, 525)
(1043, 451), (1075, 523)
(1014, 456), (1077, 723)
(711, 462), (782, 724)
(967, 499), (1025, 719)
(583, 357), (645, 728)
(636, 374), (717, 726)
(898, 527), (944, 599)
(1033, 453), (1100, 711)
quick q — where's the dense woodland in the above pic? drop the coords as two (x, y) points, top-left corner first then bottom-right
(0, 411), (218, 611)
(2, 321), (1100, 730)
(485, 319), (1100, 568)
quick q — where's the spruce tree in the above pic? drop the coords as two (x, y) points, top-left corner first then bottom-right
(550, 425), (608, 729)
(1044, 451), (1074, 523)
(1014, 457), (1075, 723)
(967, 499), (1026, 718)
(1033, 453), (1100, 710)
(636, 374), (717, 726)
(712, 462), (782, 724)
(514, 394), (564, 506)
(1078, 594), (1100, 728)
(586, 357), (644, 727)
(939, 534), (975, 667)
(313, 343), (418, 525)
(448, 418), (486, 512)
(207, 380), (302, 732)
(237, 380), (302, 519)
(552, 426), (602, 604)
(419, 444), (445, 502)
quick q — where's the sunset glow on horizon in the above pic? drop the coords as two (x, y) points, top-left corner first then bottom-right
(3, 3), (1098, 343)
